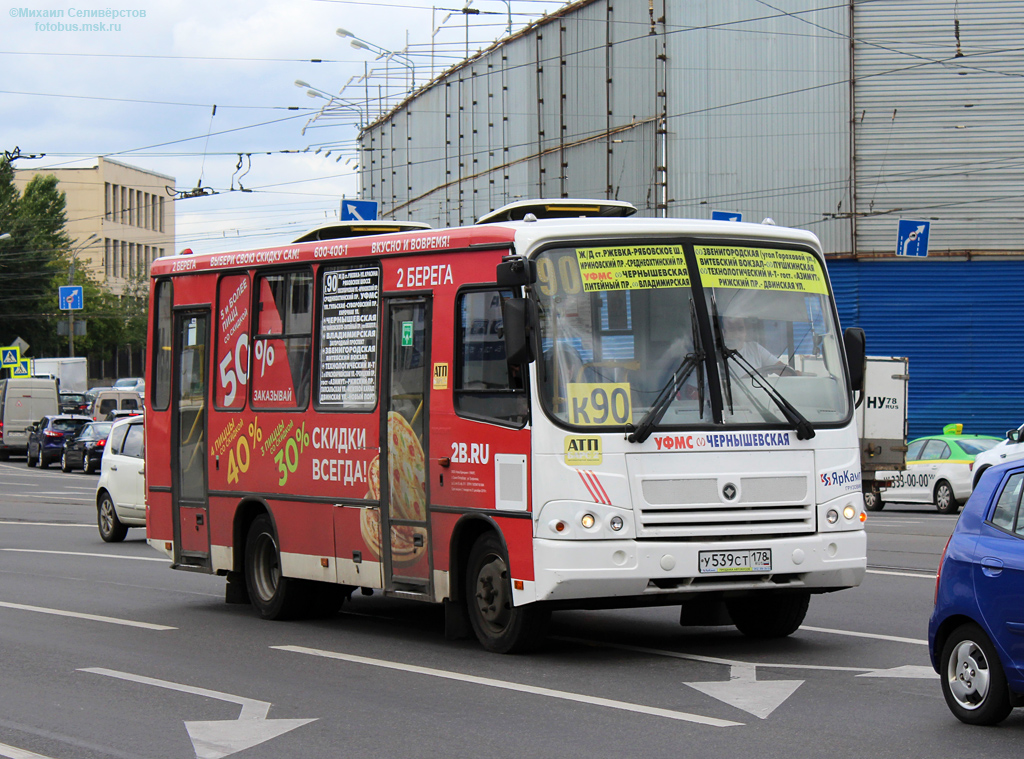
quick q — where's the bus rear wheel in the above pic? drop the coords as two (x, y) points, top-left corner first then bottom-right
(245, 515), (307, 620)
(726, 591), (810, 638)
(465, 534), (549, 653)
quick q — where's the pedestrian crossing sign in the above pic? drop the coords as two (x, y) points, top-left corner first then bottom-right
(1, 346), (20, 367)
(11, 359), (31, 377)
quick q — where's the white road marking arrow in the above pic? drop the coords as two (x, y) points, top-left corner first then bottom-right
(345, 203), (365, 220)
(684, 664), (803, 720)
(80, 667), (316, 759)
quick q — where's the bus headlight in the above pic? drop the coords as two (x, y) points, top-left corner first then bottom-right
(826, 509), (839, 524)
(843, 505), (856, 520)
(537, 501), (632, 539)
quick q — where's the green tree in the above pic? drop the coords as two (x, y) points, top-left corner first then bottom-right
(121, 269), (150, 352)
(0, 158), (70, 354)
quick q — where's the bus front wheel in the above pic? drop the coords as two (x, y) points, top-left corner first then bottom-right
(245, 515), (307, 620)
(726, 591), (810, 638)
(466, 533), (549, 654)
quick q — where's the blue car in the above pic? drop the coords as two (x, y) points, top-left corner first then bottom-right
(929, 460), (1024, 725)
(26, 414), (91, 469)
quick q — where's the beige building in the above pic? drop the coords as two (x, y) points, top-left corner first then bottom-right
(15, 157), (175, 294)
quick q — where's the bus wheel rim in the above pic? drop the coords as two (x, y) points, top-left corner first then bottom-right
(253, 533), (280, 602)
(474, 553), (511, 634)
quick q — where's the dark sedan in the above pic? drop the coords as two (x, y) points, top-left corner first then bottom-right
(59, 392), (90, 415)
(26, 415), (91, 468)
(61, 421), (114, 474)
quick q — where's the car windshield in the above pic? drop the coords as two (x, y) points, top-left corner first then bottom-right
(958, 438), (1000, 456)
(114, 378), (141, 388)
(52, 419), (87, 433)
(532, 241), (849, 433)
(82, 422), (113, 439)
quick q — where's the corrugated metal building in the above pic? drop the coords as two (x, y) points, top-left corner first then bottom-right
(357, 0), (1024, 437)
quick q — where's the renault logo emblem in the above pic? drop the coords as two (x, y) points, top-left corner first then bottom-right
(722, 483), (737, 501)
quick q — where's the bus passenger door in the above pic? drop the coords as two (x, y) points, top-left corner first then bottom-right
(172, 310), (211, 570)
(380, 297), (432, 598)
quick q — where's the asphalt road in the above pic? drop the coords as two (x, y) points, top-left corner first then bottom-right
(0, 459), (1020, 759)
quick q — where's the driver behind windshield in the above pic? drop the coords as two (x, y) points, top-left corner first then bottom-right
(722, 315), (799, 377)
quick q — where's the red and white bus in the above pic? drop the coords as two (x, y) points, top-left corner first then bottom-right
(143, 201), (868, 653)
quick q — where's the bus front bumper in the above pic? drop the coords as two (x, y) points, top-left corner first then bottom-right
(526, 530), (866, 604)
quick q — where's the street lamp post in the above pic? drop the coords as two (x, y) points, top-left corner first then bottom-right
(336, 28), (416, 90)
(67, 233), (99, 358)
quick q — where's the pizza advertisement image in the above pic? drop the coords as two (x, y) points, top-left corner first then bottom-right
(360, 412), (427, 567)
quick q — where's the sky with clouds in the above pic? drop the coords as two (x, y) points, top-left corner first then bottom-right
(2, 0), (567, 253)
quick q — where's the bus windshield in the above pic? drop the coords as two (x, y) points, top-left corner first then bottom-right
(533, 242), (850, 433)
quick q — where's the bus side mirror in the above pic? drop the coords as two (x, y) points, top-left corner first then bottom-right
(501, 298), (537, 365)
(843, 327), (865, 393)
(496, 255), (536, 288)
(1009, 429), (1020, 443)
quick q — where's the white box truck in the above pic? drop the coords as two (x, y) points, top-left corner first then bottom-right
(857, 356), (909, 510)
(31, 357), (87, 394)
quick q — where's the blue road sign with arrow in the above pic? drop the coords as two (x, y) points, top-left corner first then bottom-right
(341, 199), (379, 221)
(711, 210), (742, 222)
(59, 285), (84, 310)
(896, 219), (931, 258)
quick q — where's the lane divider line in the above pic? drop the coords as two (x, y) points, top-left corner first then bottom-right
(553, 636), (872, 672)
(0, 601), (176, 630)
(0, 549), (166, 562)
(0, 741), (56, 759)
(800, 625), (926, 646)
(273, 645), (742, 727)
(0, 521), (93, 527)
(866, 568), (935, 579)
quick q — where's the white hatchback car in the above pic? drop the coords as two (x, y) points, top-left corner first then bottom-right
(95, 415), (145, 542)
(972, 422), (1024, 489)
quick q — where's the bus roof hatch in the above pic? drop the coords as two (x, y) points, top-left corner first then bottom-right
(292, 220), (431, 243)
(475, 198), (637, 224)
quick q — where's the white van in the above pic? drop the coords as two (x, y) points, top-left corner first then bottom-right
(88, 389), (143, 422)
(0, 378), (60, 459)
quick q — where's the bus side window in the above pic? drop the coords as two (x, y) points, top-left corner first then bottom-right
(453, 288), (528, 427)
(151, 279), (172, 411)
(252, 269), (312, 409)
(215, 274), (251, 410)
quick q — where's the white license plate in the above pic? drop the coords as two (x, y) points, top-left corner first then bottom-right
(698, 549), (772, 574)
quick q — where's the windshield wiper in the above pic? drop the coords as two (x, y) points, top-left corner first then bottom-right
(628, 302), (704, 444)
(711, 300), (815, 441)
(710, 296), (733, 413)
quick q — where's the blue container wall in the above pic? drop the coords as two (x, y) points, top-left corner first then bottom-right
(828, 259), (1024, 440)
